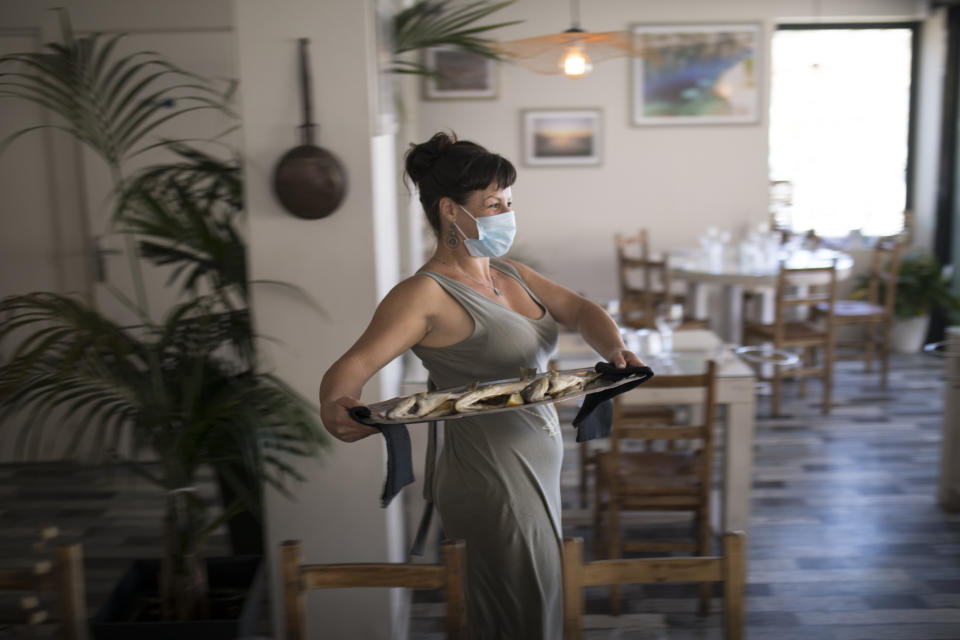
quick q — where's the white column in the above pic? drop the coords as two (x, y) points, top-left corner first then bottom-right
(939, 327), (960, 511)
(234, 1), (405, 638)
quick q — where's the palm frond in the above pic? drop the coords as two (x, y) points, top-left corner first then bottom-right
(391, 0), (521, 74)
(0, 10), (230, 168)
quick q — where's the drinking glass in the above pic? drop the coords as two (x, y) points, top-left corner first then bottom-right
(654, 303), (684, 359)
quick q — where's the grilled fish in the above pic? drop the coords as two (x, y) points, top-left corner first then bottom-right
(546, 370), (601, 398)
(385, 391), (454, 420)
(520, 374), (551, 402)
(453, 380), (532, 413)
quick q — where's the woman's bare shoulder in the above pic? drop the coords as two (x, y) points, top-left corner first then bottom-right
(382, 271), (446, 305)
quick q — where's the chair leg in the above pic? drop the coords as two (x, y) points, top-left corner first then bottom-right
(864, 324), (876, 373)
(879, 320), (891, 388)
(609, 498), (622, 616)
(799, 347), (811, 398)
(822, 343), (834, 415)
(579, 443), (588, 509)
(697, 507), (712, 616)
(771, 359), (782, 417)
(593, 476), (604, 559)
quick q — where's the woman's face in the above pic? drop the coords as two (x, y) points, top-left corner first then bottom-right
(455, 183), (513, 238)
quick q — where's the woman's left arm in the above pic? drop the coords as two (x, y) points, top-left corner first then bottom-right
(507, 261), (644, 368)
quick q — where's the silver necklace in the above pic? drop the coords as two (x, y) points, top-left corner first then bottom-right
(434, 259), (503, 296)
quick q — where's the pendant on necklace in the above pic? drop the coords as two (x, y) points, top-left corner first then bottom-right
(494, 287), (503, 297)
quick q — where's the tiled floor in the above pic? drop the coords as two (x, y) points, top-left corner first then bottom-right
(411, 354), (960, 639)
(561, 354), (959, 640)
(1, 353), (957, 639)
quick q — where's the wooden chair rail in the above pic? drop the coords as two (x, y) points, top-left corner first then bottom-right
(580, 557), (724, 585)
(780, 295), (833, 306)
(301, 564), (446, 590)
(619, 426), (706, 440)
(0, 544), (87, 640)
(0, 569), (57, 591)
(623, 540), (699, 553)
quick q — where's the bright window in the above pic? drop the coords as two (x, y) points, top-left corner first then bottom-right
(769, 27), (914, 238)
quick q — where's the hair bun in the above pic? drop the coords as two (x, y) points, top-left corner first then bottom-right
(405, 131), (458, 185)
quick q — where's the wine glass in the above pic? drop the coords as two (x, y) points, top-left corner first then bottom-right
(654, 303), (684, 360)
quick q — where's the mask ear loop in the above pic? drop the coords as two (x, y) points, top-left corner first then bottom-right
(453, 204), (480, 241)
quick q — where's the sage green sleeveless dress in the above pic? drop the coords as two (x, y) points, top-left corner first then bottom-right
(412, 259), (562, 639)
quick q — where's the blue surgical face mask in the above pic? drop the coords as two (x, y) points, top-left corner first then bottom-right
(454, 204), (517, 258)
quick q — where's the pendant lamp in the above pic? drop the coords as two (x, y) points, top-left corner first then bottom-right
(493, 0), (640, 77)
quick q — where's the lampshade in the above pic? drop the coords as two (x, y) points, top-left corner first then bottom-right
(493, 29), (638, 76)
(491, 0), (641, 77)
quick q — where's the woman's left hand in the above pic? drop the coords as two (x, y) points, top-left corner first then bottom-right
(605, 349), (645, 369)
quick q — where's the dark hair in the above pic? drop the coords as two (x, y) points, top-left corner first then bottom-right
(403, 131), (517, 236)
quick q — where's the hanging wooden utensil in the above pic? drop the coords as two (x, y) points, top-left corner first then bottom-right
(273, 38), (347, 219)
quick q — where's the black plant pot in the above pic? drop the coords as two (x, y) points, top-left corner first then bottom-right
(215, 463), (265, 556)
(89, 555), (265, 640)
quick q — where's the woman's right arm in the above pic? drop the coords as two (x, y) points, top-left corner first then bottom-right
(319, 277), (435, 442)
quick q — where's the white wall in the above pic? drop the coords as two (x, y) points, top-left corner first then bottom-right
(234, 1), (406, 638)
(417, 0), (935, 302)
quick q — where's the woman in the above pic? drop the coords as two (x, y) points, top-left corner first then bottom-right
(319, 132), (643, 638)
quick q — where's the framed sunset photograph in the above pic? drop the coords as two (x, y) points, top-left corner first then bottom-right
(522, 109), (602, 166)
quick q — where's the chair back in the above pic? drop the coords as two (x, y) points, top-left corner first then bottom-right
(609, 361), (718, 510)
(866, 237), (904, 316)
(611, 360), (717, 455)
(772, 261), (838, 345)
(281, 539), (466, 639)
(562, 532), (745, 640)
(0, 543), (87, 640)
(616, 230), (677, 329)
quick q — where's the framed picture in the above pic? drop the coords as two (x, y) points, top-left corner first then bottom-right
(522, 109), (602, 166)
(422, 47), (497, 99)
(631, 23), (761, 125)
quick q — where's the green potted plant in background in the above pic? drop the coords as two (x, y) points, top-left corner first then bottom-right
(854, 249), (960, 353)
(0, 12), (326, 637)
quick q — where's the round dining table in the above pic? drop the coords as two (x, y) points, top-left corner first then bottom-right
(668, 247), (855, 344)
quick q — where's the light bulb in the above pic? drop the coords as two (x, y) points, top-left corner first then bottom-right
(560, 45), (591, 77)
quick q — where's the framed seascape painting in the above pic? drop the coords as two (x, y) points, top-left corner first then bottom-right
(522, 109), (602, 166)
(631, 23), (761, 125)
(423, 46), (497, 100)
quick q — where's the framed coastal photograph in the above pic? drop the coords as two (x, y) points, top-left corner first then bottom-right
(422, 46), (497, 99)
(631, 23), (761, 125)
(522, 109), (602, 166)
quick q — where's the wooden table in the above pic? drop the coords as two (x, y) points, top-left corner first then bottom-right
(669, 247), (854, 344)
(554, 329), (757, 533)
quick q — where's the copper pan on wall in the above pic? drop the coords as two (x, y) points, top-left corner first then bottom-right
(272, 38), (347, 220)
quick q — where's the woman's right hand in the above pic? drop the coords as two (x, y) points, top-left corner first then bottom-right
(321, 396), (381, 443)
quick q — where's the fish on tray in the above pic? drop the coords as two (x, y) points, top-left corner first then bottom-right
(377, 368), (608, 421)
(385, 390), (455, 420)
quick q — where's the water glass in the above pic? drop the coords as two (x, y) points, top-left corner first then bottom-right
(654, 303), (684, 357)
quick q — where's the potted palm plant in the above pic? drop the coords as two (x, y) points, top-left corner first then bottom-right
(0, 12), (325, 637)
(853, 249), (960, 353)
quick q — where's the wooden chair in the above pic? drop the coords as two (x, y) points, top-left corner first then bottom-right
(593, 361), (718, 615)
(562, 532), (745, 640)
(743, 262), (838, 416)
(813, 237), (903, 387)
(0, 543), (87, 640)
(281, 539), (466, 639)
(615, 230), (705, 330)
